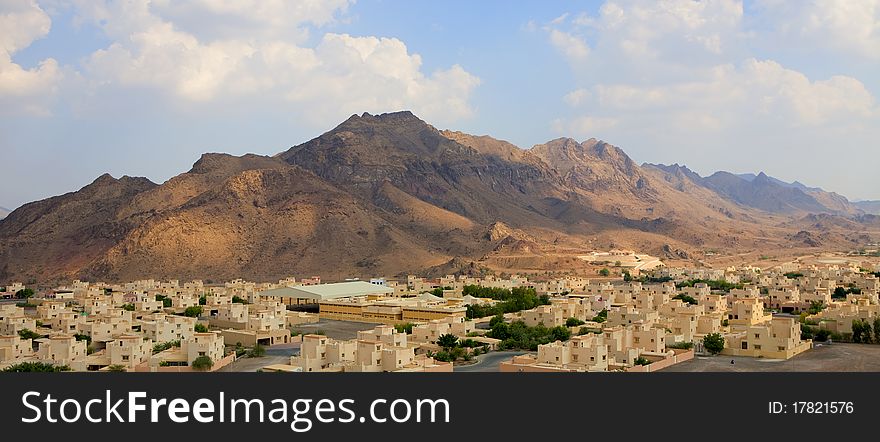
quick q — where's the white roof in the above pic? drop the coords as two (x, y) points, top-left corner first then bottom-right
(260, 281), (393, 301)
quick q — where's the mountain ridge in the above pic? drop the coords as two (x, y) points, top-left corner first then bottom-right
(1, 111), (876, 283)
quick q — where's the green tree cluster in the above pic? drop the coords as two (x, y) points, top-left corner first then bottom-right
(673, 294), (698, 305)
(191, 356), (213, 371)
(487, 320), (571, 351)
(676, 279), (743, 292)
(15, 288), (35, 299)
(463, 286), (550, 319)
(155, 295), (173, 308)
(394, 323), (415, 334)
(565, 317), (585, 327)
(183, 306), (203, 317)
(3, 362), (70, 372)
(702, 333), (725, 355)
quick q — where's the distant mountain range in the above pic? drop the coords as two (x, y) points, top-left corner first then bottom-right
(854, 200), (880, 215)
(644, 164), (861, 216)
(0, 207), (10, 220)
(1, 111), (878, 283)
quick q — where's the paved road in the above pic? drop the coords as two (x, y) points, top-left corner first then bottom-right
(662, 343), (880, 372)
(219, 343), (300, 372)
(455, 351), (528, 372)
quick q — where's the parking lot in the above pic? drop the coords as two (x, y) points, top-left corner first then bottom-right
(662, 343), (880, 372)
(291, 318), (383, 340)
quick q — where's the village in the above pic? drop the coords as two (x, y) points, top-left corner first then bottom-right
(2, 253), (880, 373)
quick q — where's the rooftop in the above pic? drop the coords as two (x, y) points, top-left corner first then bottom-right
(260, 281), (394, 301)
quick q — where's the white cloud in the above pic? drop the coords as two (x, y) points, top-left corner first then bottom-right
(551, 116), (619, 138)
(58, 0), (480, 125)
(548, 29), (589, 62)
(574, 0), (744, 61)
(755, 0), (880, 59)
(546, 0), (877, 132)
(542, 0), (880, 200)
(0, 0), (62, 115)
(563, 88), (591, 106)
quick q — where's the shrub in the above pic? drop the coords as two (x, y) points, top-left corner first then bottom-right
(565, 317), (585, 327)
(667, 341), (694, 350)
(394, 322), (415, 334)
(191, 356), (213, 371)
(3, 362), (70, 372)
(248, 343), (266, 358)
(703, 333), (725, 355)
(18, 328), (42, 340)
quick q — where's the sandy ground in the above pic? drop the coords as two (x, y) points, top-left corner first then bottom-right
(661, 343), (880, 372)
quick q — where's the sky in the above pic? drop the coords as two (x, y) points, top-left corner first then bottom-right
(1, 0), (879, 210)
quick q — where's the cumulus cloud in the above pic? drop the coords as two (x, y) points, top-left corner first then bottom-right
(6, 0), (480, 125)
(548, 28), (590, 62)
(755, 0), (880, 59)
(542, 0), (880, 200)
(0, 0), (62, 115)
(545, 0), (878, 134)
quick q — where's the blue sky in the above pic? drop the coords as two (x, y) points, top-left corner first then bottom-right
(2, 0), (879, 210)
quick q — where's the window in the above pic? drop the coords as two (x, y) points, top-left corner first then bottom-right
(742, 342), (748, 349)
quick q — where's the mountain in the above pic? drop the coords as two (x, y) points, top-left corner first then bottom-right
(736, 172), (859, 215)
(0, 174), (157, 281)
(1, 111), (877, 283)
(0, 207), (10, 220)
(648, 165), (861, 216)
(855, 201), (880, 215)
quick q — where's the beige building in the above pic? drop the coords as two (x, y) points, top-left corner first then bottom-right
(722, 317), (811, 359)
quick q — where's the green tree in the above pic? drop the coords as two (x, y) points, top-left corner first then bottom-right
(437, 333), (459, 350)
(73, 333), (92, 344)
(183, 306), (203, 317)
(155, 295), (172, 308)
(232, 296), (248, 304)
(800, 324), (814, 340)
(248, 343), (266, 358)
(874, 317), (880, 344)
(599, 268), (611, 277)
(198, 295), (207, 305)
(807, 301), (826, 315)
(703, 333), (725, 355)
(673, 294), (698, 305)
(549, 326), (571, 342)
(107, 364), (127, 372)
(3, 362), (71, 372)
(194, 323), (208, 333)
(489, 314), (506, 327)
(15, 288), (35, 299)
(634, 356), (651, 366)
(122, 303), (136, 311)
(852, 319), (865, 343)
(191, 356), (214, 371)
(622, 270), (633, 282)
(591, 309), (608, 323)
(832, 287), (847, 299)
(814, 329), (831, 342)
(18, 328), (42, 340)
(565, 317), (585, 327)
(394, 322), (415, 334)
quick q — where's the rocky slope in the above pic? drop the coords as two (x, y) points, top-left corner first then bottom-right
(1, 111), (876, 283)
